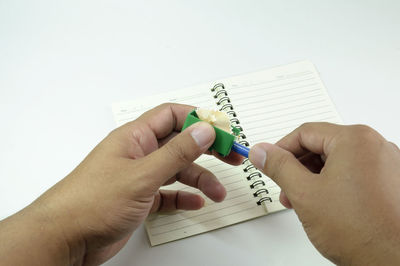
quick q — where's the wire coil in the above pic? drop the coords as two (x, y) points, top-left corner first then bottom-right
(211, 83), (270, 207)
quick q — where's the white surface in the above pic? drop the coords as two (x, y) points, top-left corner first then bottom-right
(0, 1), (399, 265)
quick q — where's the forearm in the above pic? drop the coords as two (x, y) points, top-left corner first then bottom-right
(0, 203), (84, 266)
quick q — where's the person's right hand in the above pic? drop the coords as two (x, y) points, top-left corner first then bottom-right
(249, 123), (400, 265)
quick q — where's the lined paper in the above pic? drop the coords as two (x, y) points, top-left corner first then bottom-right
(111, 60), (341, 245)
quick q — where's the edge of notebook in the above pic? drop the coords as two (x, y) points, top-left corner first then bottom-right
(307, 62), (344, 124)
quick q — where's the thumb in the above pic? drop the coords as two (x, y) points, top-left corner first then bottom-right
(144, 121), (215, 187)
(249, 143), (311, 197)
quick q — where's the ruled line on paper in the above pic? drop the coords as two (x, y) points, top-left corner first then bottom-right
(211, 167), (239, 175)
(114, 99), (214, 125)
(246, 115), (340, 142)
(234, 94), (326, 119)
(248, 115), (338, 140)
(205, 162), (230, 169)
(233, 88), (323, 110)
(242, 106), (332, 131)
(251, 124), (339, 143)
(167, 98), (211, 106)
(152, 179), (268, 221)
(150, 199), (255, 233)
(172, 92), (209, 102)
(223, 179), (244, 186)
(177, 180), (248, 196)
(252, 132), (305, 143)
(225, 186), (247, 193)
(187, 99), (212, 107)
(228, 76), (316, 97)
(232, 82), (319, 103)
(151, 191), (252, 225)
(149, 193), (251, 229)
(151, 204), (259, 236)
(197, 157), (215, 163)
(244, 111), (335, 132)
(228, 70), (314, 91)
(236, 96), (328, 117)
(219, 172), (242, 181)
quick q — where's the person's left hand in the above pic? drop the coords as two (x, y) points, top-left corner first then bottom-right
(0, 103), (242, 266)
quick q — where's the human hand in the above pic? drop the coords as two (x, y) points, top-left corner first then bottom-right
(0, 103), (242, 266)
(249, 123), (400, 265)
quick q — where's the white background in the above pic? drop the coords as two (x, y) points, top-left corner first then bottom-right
(1, 1), (399, 265)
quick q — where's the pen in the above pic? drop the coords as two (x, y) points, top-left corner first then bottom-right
(231, 141), (250, 158)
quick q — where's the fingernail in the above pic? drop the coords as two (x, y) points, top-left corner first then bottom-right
(249, 144), (267, 170)
(191, 122), (214, 148)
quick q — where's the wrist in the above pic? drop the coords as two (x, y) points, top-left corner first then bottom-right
(33, 190), (87, 265)
(0, 198), (86, 266)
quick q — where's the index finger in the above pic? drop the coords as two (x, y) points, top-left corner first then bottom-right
(135, 103), (195, 139)
(276, 122), (344, 157)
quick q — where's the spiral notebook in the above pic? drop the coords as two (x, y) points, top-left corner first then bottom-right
(112, 60), (342, 246)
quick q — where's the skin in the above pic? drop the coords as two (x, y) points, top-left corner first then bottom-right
(249, 123), (400, 265)
(0, 104), (399, 265)
(0, 103), (242, 265)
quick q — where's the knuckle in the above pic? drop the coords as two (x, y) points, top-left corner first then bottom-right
(158, 102), (169, 108)
(299, 121), (325, 129)
(299, 122), (313, 130)
(298, 122), (323, 135)
(164, 141), (190, 165)
(350, 124), (379, 142)
(158, 102), (174, 110)
(351, 124), (373, 133)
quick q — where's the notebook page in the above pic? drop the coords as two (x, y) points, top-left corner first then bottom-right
(112, 85), (269, 246)
(217, 60), (342, 213)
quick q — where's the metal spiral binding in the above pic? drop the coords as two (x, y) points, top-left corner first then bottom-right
(216, 96), (230, 105)
(211, 83), (225, 92)
(239, 140), (250, 147)
(250, 180), (265, 189)
(220, 103), (233, 111)
(211, 83), (271, 207)
(247, 172), (261, 180)
(243, 164), (256, 172)
(253, 188), (269, 197)
(230, 118), (240, 124)
(235, 125), (243, 131)
(214, 90), (227, 98)
(256, 197), (272, 205)
(227, 110), (236, 117)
